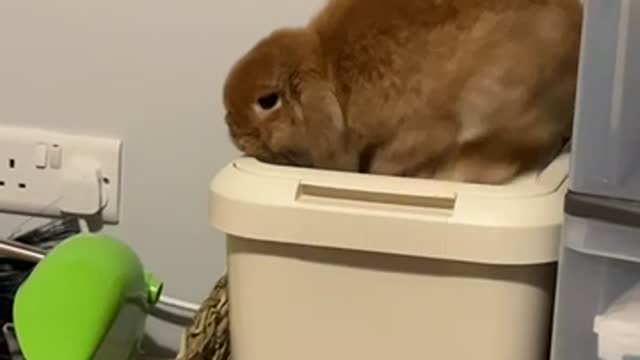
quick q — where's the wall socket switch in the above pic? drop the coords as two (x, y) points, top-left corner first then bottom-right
(0, 125), (122, 223)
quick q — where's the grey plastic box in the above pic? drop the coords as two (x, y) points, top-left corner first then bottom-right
(552, 1), (640, 357)
(570, 0), (640, 202)
(551, 212), (640, 360)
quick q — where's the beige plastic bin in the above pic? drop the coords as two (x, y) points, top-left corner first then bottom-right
(209, 151), (570, 360)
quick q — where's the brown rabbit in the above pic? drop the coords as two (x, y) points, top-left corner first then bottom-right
(223, 0), (582, 184)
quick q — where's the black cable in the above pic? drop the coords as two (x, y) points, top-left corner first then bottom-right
(0, 261), (31, 320)
(0, 260), (35, 360)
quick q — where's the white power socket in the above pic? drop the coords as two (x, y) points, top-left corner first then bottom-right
(0, 125), (122, 223)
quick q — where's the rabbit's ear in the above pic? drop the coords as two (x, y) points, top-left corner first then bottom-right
(299, 80), (356, 171)
(300, 80), (359, 171)
(300, 80), (344, 133)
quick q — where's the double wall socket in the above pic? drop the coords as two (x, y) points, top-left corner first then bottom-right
(0, 125), (122, 223)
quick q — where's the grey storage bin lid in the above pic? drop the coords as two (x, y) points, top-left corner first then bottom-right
(565, 193), (640, 264)
(566, 191), (640, 229)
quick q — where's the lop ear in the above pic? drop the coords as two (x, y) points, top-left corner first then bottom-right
(300, 80), (344, 133)
(299, 81), (357, 171)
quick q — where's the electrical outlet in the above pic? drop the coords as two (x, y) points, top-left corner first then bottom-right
(0, 125), (122, 223)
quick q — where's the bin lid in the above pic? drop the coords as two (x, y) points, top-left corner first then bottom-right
(209, 151), (569, 265)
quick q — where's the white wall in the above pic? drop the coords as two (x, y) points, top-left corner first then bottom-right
(0, 0), (325, 353)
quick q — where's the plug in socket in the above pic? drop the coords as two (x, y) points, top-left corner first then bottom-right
(0, 125), (122, 223)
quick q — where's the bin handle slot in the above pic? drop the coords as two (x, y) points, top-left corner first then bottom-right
(296, 183), (456, 211)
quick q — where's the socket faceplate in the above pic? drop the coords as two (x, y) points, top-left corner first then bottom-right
(0, 125), (122, 223)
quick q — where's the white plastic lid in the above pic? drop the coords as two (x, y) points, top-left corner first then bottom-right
(209, 151), (569, 265)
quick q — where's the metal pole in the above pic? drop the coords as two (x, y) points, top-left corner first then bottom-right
(0, 240), (46, 263)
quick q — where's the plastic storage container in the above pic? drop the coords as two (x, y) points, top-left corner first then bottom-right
(569, 0), (640, 202)
(209, 151), (570, 360)
(550, 1), (640, 359)
(551, 209), (640, 360)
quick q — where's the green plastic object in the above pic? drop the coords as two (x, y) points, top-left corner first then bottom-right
(13, 233), (163, 360)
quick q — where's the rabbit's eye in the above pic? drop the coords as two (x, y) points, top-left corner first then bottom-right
(257, 93), (280, 111)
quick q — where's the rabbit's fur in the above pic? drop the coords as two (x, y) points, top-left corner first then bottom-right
(223, 0), (582, 184)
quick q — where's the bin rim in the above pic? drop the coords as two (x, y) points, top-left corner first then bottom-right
(209, 152), (569, 265)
